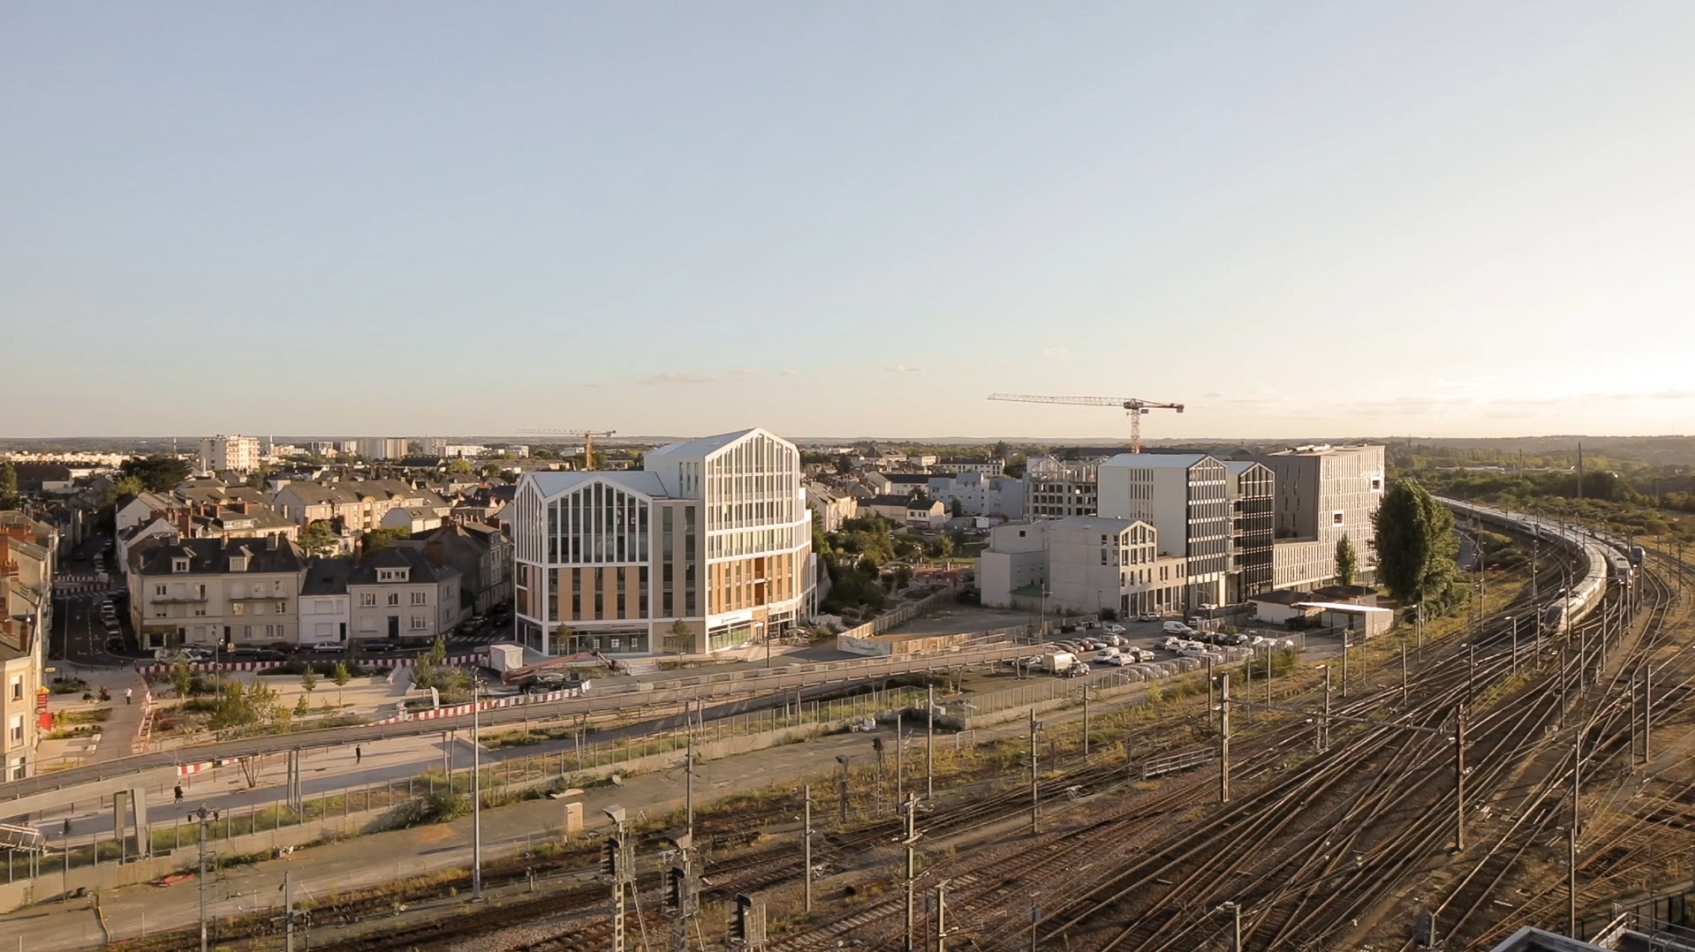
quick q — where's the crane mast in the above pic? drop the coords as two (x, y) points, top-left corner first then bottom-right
(986, 393), (1184, 453)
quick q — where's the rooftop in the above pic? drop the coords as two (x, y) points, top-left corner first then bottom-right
(528, 470), (670, 499)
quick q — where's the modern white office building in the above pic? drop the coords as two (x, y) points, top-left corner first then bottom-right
(510, 428), (814, 656)
(1097, 453), (1229, 610)
(978, 516), (1192, 616)
(1240, 445), (1385, 590)
(198, 435), (262, 474)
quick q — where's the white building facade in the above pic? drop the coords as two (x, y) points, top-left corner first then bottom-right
(1024, 456), (1101, 519)
(198, 435), (262, 474)
(510, 428), (814, 656)
(1097, 454), (1229, 610)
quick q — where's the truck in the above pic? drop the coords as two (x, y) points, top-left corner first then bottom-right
(1041, 652), (1078, 674)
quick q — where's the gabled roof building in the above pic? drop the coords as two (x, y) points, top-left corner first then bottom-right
(510, 428), (814, 656)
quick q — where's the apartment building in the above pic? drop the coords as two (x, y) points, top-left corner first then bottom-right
(198, 435), (262, 474)
(127, 537), (308, 650)
(1097, 454), (1229, 610)
(924, 472), (1025, 519)
(979, 516), (1192, 616)
(1240, 445), (1385, 590)
(347, 547), (462, 645)
(272, 480), (449, 532)
(1024, 456), (1102, 519)
(356, 438), (410, 461)
(1225, 461), (1276, 602)
(510, 427), (813, 657)
(935, 458), (1005, 477)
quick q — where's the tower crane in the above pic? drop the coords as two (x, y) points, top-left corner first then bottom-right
(516, 429), (617, 470)
(987, 393), (1184, 454)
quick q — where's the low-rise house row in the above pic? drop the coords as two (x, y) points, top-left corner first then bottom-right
(348, 547), (463, 645)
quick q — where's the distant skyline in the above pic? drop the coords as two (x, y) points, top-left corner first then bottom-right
(5, 4), (1693, 439)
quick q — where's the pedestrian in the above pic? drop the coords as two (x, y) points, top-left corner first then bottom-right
(125, 687), (132, 705)
(355, 745), (362, 764)
(62, 818), (71, 837)
(174, 784), (184, 804)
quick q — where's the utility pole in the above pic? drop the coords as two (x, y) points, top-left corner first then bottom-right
(1630, 671), (1638, 769)
(896, 713), (904, 799)
(667, 833), (699, 952)
(1570, 743), (1580, 937)
(1083, 685), (1091, 759)
(604, 806), (631, 952)
(1321, 664), (1331, 752)
(837, 756), (850, 824)
(1510, 615), (1518, 676)
(1341, 633), (1349, 699)
(1029, 711), (1042, 834)
(1468, 640), (1476, 705)
(1401, 640), (1408, 704)
(1220, 901), (1241, 952)
(903, 793), (919, 952)
(1645, 665), (1653, 762)
(283, 871), (295, 952)
(926, 684), (935, 801)
(1219, 671), (1231, 804)
(686, 702), (695, 837)
(935, 880), (950, 952)
(802, 786), (814, 913)
(1455, 707), (1467, 853)
(190, 805), (217, 952)
(471, 675), (483, 901)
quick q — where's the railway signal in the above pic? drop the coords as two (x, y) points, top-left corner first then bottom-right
(730, 894), (766, 949)
(603, 806), (634, 952)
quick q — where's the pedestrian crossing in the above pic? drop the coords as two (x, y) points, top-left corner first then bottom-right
(54, 575), (122, 598)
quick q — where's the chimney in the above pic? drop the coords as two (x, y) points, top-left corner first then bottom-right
(425, 540), (445, 567)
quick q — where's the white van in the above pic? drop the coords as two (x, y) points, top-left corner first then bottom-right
(1162, 620), (1193, 635)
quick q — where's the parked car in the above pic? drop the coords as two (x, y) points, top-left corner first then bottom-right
(1187, 616), (1207, 630)
(1177, 644), (1209, 659)
(1104, 634), (1125, 647)
(1162, 621), (1193, 635)
(1138, 612), (1160, 622)
(311, 642), (344, 654)
(105, 636), (125, 652)
(266, 642), (297, 655)
(1062, 662), (1091, 678)
(1198, 603), (1218, 611)
(1101, 623), (1126, 634)
(364, 641), (398, 653)
(1155, 636), (1185, 651)
(1093, 647), (1121, 663)
(254, 649), (288, 662)
(182, 646), (214, 661)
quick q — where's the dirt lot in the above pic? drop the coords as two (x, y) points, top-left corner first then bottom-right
(878, 603), (1035, 637)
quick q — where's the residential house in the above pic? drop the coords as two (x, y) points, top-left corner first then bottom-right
(347, 546), (463, 646)
(805, 482), (859, 532)
(935, 458), (1005, 477)
(412, 523), (512, 615)
(116, 492), (177, 535)
(862, 495), (920, 523)
(380, 506), (444, 536)
(864, 472), (933, 497)
(904, 497), (948, 529)
(298, 558), (353, 647)
(126, 537), (309, 651)
(924, 472), (1025, 519)
(0, 615), (42, 782)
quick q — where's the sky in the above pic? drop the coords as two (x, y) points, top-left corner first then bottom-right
(4, 3), (1694, 441)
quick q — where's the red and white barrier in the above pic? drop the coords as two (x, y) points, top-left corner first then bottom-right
(371, 686), (588, 725)
(139, 652), (485, 675)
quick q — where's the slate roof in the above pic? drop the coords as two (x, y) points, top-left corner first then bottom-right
(528, 471), (669, 499)
(347, 546), (460, 586)
(301, 558), (355, 596)
(647, 428), (766, 460)
(132, 537), (308, 577)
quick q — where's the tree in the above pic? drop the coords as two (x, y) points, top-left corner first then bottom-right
(1372, 479), (1460, 610)
(447, 458), (474, 475)
(360, 527), (411, 556)
(0, 462), (18, 510)
(331, 662), (352, 705)
(170, 660), (194, 698)
(300, 666), (318, 697)
(299, 520), (340, 557)
(119, 455), (193, 492)
(1334, 534), (1358, 587)
(294, 694), (311, 717)
(669, 619), (691, 653)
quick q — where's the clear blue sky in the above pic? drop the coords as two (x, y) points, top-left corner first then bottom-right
(4, 3), (1692, 440)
